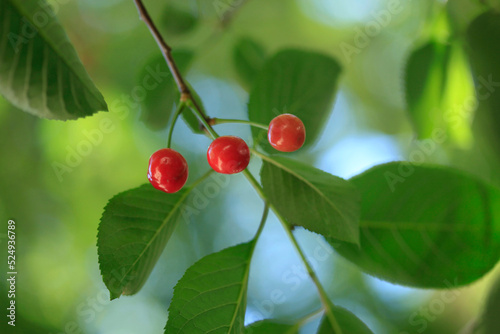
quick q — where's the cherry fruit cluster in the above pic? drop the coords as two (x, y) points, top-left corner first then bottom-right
(147, 114), (306, 193)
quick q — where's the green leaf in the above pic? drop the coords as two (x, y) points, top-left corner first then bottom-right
(259, 154), (360, 244)
(161, 4), (198, 36)
(404, 39), (475, 148)
(165, 242), (254, 334)
(139, 50), (194, 131)
(245, 320), (297, 334)
(248, 49), (341, 152)
(97, 183), (196, 299)
(0, 0), (107, 120)
(466, 10), (500, 148)
(233, 37), (267, 88)
(332, 162), (500, 288)
(317, 307), (373, 334)
(477, 274), (500, 333)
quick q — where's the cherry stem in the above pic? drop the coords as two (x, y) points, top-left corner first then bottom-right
(211, 118), (268, 130)
(167, 102), (186, 149)
(189, 169), (214, 190)
(185, 100), (220, 139)
(253, 205), (269, 242)
(242, 169), (343, 334)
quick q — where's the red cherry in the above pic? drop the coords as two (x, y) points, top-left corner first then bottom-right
(148, 148), (188, 193)
(207, 136), (250, 174)
(268, 114), (306, 152)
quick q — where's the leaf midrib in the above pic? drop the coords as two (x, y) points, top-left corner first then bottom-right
(6, 0), (104, 105)
(115, 188), (193, 293)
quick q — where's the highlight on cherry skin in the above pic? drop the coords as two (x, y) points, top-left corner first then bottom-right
(148, 148), (189, 193)
(207, 136), (251, 174)
(268, 113), (306, 152)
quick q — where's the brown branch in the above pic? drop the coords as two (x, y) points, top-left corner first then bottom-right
(133, 0), (190, 96)
(133, 0), (211, 132)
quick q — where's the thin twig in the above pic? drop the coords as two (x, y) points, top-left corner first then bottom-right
(133, 0), (190, 96)
(210, 118), (268, 130)
(166, 102), (185, 148)
(220, 0), (252, 28)
(133, 0), (211, 131)
(242, 169), (343, 334)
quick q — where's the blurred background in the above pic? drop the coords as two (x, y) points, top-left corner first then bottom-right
(1, 0), (500, 333)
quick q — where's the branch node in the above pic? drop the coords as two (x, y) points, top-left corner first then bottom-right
(180, 92), (190, 102)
